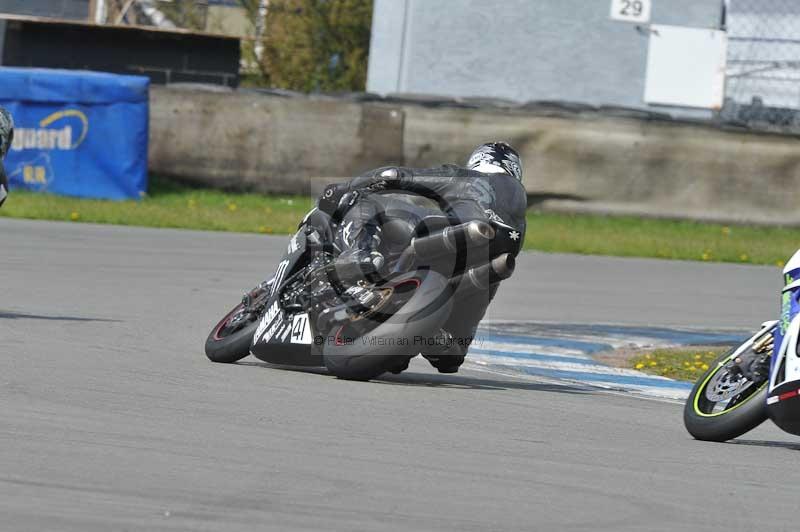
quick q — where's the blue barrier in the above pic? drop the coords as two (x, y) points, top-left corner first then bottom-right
(0, 68), (149, 200)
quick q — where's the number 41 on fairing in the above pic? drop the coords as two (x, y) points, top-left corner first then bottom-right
(610, 0), (651, 24)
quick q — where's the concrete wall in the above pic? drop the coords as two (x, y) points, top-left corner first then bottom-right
(149, 86), (800, 225)
(400, 104), (800, 224)
(149, 87), (405, 194)
(367, 0), (723, 119)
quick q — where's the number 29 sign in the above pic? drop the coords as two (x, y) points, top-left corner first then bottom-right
(610, 0), (651, 24)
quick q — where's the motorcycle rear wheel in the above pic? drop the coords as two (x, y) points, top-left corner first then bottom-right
(683, 346), (768, 442)
(322, 272), (453, 381)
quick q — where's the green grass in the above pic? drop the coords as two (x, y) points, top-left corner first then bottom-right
(2, 177), (800, 266)
(0, 178), (314, 235)
(524, 211), (799, 266)
(629, 347), (729, 381)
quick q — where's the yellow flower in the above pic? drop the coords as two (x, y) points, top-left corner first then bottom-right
(701, 251), (712, 261)
(70, 212), (80, 221)
(740, 254), (749, 262)
(227, 203), (238, 212)
(645, 354), (652, 359)
(258, 226), (268, 233)
(694, 354), (702, 360)
(635, 363), (645, 370)
(649, 361), (657, 366)
(702, 364), (710, 370)
(721, 226), (731, 236)
(777, 260), (786, 268)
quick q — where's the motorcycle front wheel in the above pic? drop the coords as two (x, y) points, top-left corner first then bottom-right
(683, 344), (769, 442)
(205, 285), (270, 364)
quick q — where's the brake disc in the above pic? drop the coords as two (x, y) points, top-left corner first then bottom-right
(705, 365), (753, 403)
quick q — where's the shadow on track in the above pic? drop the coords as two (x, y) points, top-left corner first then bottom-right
(379, 371), (594, 394)
(0, 310), (119, 323)
(237, 360), (594, 394)
(729, 439), (800, 451)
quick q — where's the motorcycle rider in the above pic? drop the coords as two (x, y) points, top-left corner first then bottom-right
(305, 142), (527, 374)
(0, 107), (13, 207)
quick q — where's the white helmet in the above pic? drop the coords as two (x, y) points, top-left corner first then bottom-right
(466, 142), (523, 182)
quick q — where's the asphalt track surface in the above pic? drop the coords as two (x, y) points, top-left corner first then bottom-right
(1, 218), (797, 532)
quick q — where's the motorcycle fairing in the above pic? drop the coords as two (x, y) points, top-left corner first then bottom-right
(767, 250), (800, 434)
(773, 251), (800, 366)
(251, 230), (313, 350)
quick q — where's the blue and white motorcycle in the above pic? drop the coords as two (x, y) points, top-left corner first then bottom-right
(684, 251), (800, 441)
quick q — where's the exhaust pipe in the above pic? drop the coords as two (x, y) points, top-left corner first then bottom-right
(451, 253), (516, 294)
(410, 220), (495, 261)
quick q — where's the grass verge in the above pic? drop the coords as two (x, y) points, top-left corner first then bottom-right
(627, 347), (730, 381)
(0, 178), (314, 235)
(2, 177), (799, 266)
(524, 211), (797, 267)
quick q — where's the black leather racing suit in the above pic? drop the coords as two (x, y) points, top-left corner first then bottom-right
(0, 107), (13, 208)
(306, 164), (528, 372)
(0, 154), (7, 208)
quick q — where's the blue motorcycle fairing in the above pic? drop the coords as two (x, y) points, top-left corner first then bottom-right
(766, 254), (800, 435)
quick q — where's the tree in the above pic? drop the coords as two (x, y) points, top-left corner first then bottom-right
(242, 0), (374, 93)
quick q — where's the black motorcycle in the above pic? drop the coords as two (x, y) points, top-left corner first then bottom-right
(205, 192), (520, 381)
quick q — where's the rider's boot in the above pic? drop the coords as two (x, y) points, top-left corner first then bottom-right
(422, 329), (466, 374)
(387, 356), (412, 374)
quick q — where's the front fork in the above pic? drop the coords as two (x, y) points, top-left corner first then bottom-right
(729, 322), (777, 383)
(234, 278), (275, 328)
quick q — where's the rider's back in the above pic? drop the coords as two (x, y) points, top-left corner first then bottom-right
(352, 163), (528, 247)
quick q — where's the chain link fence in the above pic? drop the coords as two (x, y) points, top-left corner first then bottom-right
(721, 0), (800, 131)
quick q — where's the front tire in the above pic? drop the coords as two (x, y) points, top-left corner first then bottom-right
(683, 346), (769, 442)
(205, 303), (259, 364)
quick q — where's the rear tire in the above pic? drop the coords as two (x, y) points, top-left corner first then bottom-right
(683, 346), (769, 442)
(322, 272), (453, 381)
(205, 303), (258, 364)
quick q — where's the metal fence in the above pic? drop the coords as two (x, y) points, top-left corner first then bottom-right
(721, 0), (800, 130)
